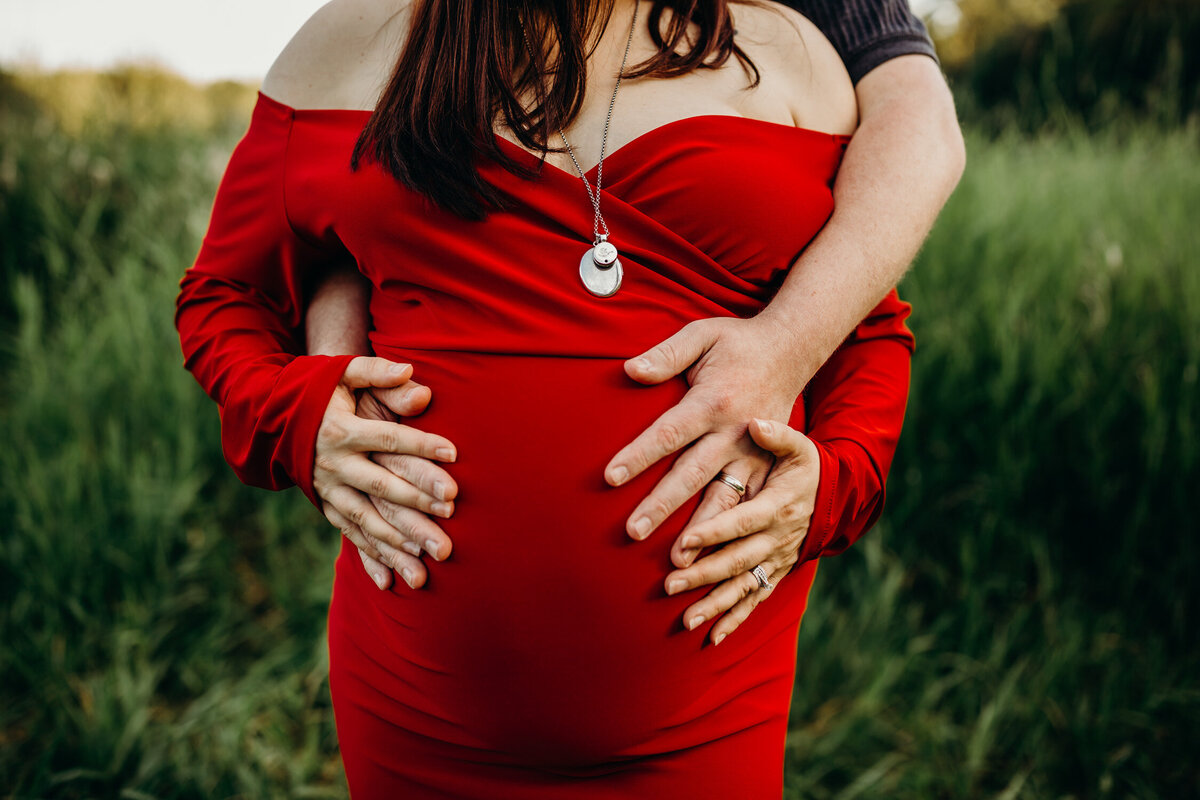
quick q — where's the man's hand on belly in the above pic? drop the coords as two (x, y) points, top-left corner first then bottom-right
(603, 315), (807, 540)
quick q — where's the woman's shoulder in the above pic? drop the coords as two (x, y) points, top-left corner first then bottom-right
(728, 0), (857, 135)
(261, 0), (413, 111)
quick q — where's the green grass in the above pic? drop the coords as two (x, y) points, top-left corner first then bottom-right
(2, 90), (1197, 797)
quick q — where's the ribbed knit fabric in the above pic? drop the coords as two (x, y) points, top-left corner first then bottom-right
(787, 0), (939, 83)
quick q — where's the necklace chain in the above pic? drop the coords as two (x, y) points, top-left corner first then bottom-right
(560, 1), (638, 243)
(519, 3), (639, 244)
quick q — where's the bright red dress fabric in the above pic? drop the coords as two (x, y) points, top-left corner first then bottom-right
(176, 93), (914, 798)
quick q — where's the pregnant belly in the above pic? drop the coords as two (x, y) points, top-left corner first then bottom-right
(329, 348), (816, 766)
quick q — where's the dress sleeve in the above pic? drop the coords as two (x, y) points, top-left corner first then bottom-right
(795, 288), (914, 564)
(175, 95), (355, 508)
(781, 0), (939, 84)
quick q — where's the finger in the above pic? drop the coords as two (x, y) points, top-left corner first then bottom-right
(678, 569), (764, 632)
(325, 484), (429, 588)
(709, 577), (774, 646)
(337, 455), (450, 517)
(620, 433), (733, 539)
(748, 417), (817, 463)
(342, 356), (413, 389)
(623, 319), (718, 385)
(373, 452), (459, 503)
(371, 497), (454, 562)
(358, 547), (395, 590)
(324, 504), (393, 590)
(604, 399), (709, 487)
(356, 389), (399, 423)
(671, 490), (780, 568)
(344, 418), (457, 462)
(664, 533), (777, 595)
(674, 454), (770, 546)
(372, 381), (433, 417)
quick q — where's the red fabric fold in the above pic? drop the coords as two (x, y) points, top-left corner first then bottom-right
(175, 96), (354, 507)
(800, 289), (914, 563)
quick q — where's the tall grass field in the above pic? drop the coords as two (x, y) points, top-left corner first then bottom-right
(2, 74), (1197, 798)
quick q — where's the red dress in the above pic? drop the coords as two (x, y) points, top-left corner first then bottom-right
(176, 93), (913, 798)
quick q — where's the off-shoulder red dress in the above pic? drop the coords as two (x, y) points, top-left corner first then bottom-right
(176, 93), (913, 798)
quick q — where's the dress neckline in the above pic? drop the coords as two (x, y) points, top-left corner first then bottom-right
(259, 91), (851, 180)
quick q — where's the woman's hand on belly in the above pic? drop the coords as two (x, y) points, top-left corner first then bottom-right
(313, 357), (458, 590)
(662, 419), (820, 646)
(604, 315), (807, 540)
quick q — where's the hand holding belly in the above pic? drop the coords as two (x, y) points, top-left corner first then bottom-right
(313, 357), (458, 590)
(604, 315), (809, 538)
(663, 418), (820, 645)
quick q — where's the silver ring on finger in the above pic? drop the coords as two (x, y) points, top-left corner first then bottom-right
(751, 564), (774, 591)
(714, 471), (747, 497)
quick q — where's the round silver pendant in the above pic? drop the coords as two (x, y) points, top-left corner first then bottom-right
(579, 247), (623, 297)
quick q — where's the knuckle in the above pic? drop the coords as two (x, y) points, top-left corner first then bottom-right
(776, 502), (806, 526)
(715, 489), (740, 511)
(378, 429), (404, 453)
(313, 453), (339, 476)
(729, 551), (752, 575)
(680, 462), (710, 494)
(367, 474), (392, 499)
(705, 390), (736, 417)
(654, 421), (686, 453)
(646, 495), (675, 524)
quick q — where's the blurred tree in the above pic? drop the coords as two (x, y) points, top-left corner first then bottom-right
(932, 0), (1200, 129)
(936, 0), (1072, 68)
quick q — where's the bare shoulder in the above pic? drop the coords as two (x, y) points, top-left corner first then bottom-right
(261, 0), (413, 110)
(728, 0), (857, 135)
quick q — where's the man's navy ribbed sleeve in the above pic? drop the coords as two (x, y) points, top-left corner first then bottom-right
(785, 0), (939, 83)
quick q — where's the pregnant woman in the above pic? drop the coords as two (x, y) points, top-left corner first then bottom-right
(176, 0), (959, 796)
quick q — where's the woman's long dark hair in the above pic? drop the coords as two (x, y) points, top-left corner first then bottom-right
(351, 0), (761, 220)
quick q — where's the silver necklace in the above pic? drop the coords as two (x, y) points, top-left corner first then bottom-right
(520, 3), (639, 297)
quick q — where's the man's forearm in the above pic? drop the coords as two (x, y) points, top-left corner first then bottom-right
(306, 264), (373, 356)
(758, 55), (966, 381)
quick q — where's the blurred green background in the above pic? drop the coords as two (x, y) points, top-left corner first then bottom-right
(2, 0), (1197, 796)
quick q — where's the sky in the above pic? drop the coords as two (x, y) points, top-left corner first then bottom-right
(1, 0), (332, 84)
(2, 0), (950, 85)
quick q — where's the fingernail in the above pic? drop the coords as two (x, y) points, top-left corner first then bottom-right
(436, 447), (456, 461)
(433, 480), (447, 500)
(373, 571), (387, 589)
(635, 357), (652, 374)
(432, 501), (452, 518)
(681, 548), (697, 567)
(388, 363), (409, 375)
(667, 579), (686, 595)
(400, 541), (422, 557)
(680, 535), (699, 549)
(610, 466), (629, 486)
(424, 539), (441, 560)
(686, 614), (705, 631)
(754, 418), (775, 435)
(713, 632), (726, 646)
(632, 516), (652, 539)
(401, 568), (417, 588)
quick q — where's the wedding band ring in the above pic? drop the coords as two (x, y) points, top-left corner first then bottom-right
(751, 564), (773, 591)
(714, 471), (747, 497)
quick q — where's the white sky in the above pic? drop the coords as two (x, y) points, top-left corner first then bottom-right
(1, 0), (953, 85)
(1, 0), (331, 84)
